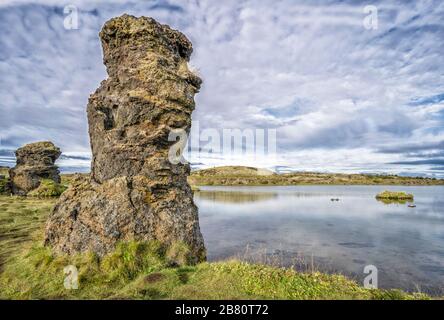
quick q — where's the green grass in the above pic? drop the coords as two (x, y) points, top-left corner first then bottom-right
(27, 179), (67, 197)
(375, 191), (415, 205)
(0, 195), (432, 300)
(0, 196), (56, 270)
(376, 191), (414, 201)
(0, 240), (429, 300)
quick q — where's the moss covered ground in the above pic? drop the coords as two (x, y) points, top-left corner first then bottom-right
(376, 191), (414, 200)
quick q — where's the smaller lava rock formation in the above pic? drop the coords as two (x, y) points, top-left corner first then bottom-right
(9, 141), (61, 196)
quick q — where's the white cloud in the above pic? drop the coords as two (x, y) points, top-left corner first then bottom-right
(0, 0), (443, 175)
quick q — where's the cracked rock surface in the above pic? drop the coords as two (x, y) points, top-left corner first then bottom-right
(45, 15), (206, 262)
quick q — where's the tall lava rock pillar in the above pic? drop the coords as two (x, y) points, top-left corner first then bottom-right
(45, 15), (206, 262)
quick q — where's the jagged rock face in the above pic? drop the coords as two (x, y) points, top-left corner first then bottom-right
(89, 15), (201, 183)
(9, 141), (61, 196)
(45, 15), (206, 262)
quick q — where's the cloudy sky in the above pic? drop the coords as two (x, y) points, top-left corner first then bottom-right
(0, 0), (443, 176)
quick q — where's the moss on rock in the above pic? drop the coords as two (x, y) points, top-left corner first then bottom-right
(28, 179), (67, 197)
(376, 191), (414, 201)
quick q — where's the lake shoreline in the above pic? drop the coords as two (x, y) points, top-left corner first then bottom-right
(195, 185), (444, 295)
(2, 185), (443, 298)
(1, 167), (443, 298)
(0, 194), (434, 300)
(4, 166), (444, 193)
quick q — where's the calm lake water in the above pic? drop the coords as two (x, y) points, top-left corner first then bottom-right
(194, 185), (444, 294)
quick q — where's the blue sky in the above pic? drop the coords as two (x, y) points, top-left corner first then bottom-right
(0, 0), (443, 176)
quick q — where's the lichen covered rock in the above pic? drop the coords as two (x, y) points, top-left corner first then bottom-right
(45, 15), (206, 262)
(9, 141), (62, 196)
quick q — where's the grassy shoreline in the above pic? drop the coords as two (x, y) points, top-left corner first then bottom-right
(0, 195), (434, 300)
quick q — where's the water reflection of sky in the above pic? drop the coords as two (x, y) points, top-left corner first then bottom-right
(195, 186), (444, 295)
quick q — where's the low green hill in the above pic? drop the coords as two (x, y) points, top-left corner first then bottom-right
(189, 166), (444, 186)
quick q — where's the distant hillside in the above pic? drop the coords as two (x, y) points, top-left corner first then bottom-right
(26, 166), (444, 188)
(189, 166), (444, 186)
(192, 166), (275, 176)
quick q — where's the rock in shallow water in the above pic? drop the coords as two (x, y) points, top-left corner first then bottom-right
(44, 15), (206, 262)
